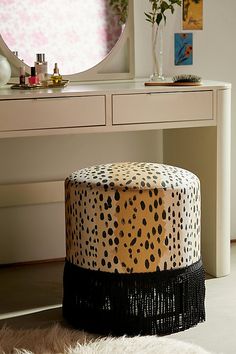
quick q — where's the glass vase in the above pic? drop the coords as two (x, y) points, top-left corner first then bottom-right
(150, 22), (165, 81)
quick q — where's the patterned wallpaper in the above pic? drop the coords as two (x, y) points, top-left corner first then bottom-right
(0, 0), (123, 74)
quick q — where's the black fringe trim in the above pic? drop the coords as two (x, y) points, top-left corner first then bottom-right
(63, 260), (205, 335)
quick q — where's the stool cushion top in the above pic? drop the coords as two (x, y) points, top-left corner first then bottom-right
(65, 162), (201, 274)
(67, 162), (199, 191)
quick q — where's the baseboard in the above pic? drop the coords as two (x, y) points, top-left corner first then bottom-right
(0, 257), (65, 268)
(0, 181), (64, 208)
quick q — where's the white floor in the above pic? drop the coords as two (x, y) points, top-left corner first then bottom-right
(0, 245), (236, 354)
(170, 244), (236, 354)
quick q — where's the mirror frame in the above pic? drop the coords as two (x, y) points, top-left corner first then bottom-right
(0, 0), (134, 82)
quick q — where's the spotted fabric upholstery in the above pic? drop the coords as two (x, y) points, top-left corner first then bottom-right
(63, 162), (205, 336)
(65, 162), (201, 274)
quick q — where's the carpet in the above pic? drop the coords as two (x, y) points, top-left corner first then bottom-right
(0, 324), (212, 354)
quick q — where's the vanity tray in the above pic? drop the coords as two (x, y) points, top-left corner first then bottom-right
(11, 80), (69, 90)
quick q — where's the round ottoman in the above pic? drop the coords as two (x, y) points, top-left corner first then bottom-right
(63, 162), (205, 335)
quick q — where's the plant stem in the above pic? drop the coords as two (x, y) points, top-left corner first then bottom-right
(152, 24), (159, 76)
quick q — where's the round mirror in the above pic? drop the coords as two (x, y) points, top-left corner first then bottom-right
(0, 0), (128, 75)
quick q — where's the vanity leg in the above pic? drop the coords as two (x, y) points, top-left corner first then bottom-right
(163, 89), (231, 277)
(216, 88), (231, 277)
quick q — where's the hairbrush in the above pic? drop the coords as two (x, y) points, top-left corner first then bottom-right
(172, 74), (202, 83)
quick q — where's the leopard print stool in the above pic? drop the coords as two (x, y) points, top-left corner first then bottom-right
(63, 162), (205, 335)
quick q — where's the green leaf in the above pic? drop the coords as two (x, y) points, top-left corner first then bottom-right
(145, 0), (181, 26)
(170, 0), (182, 4)
(144, 12), (152, 19)
(156, 13), (162, 25)
(161, 1), (169, 12)
(152, 2), (158, 11)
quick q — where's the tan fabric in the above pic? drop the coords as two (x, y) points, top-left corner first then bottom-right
(65, 162), (201, 273)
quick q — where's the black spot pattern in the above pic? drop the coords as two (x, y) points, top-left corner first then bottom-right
(65, 162), (201, 273)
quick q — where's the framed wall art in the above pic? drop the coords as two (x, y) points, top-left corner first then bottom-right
(182, 0), (203, 30)
(174, 33), (193, 66)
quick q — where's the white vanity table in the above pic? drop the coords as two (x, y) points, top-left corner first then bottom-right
(0, 79), (231, 277)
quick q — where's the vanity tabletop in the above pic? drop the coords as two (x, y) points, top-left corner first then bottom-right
(0, 79), (231, 100)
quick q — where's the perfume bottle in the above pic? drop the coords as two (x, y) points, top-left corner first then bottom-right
(35, 53), (48, 82)
(28, 66), (39, 85)
(51, 63), (62, 84)
(19, 64), (25, 85)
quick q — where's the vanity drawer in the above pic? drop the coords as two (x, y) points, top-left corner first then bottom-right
(112, 91), (213, 125)
(0, 95), (105, 131)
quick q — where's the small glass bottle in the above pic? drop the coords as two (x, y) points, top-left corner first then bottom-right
(35, 53), (48, 82)
(19, 63), (25, 85)
(51, 63), (62, 84)
(28, 66), (39, 85)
